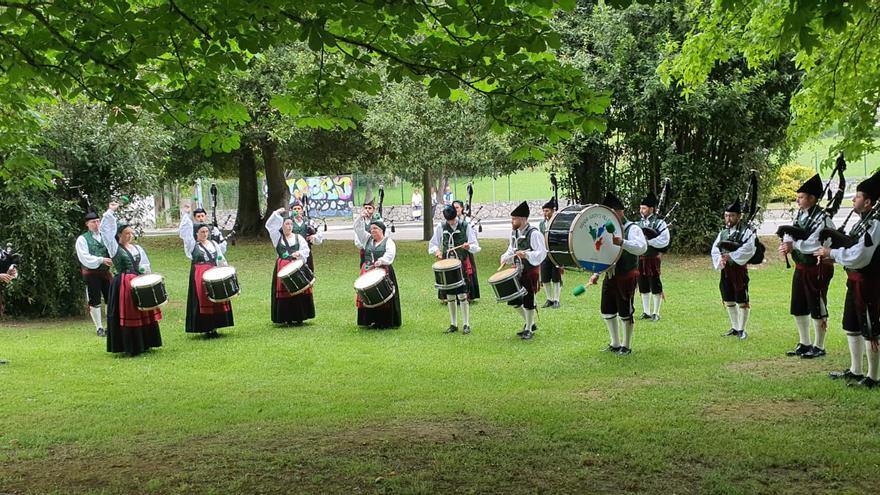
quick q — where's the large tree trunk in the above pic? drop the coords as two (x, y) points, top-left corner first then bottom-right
(235, 146), (262, 237)
(261, 139), (289, 224)
(422, 168), (432, 241)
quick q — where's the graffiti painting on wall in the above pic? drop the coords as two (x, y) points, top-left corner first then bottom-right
(287, 175), (354, 217)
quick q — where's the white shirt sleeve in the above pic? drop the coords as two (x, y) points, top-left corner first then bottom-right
(622, 224), (648, 256)
(353, 216), (369, 249)
(180, 213), (195, 259)
(831, 222), (880, 270)
(309, 229), (324, 245)
(728, 228), (757, 266)
(524, 227), (547, 266)
(427, 223), (443, 255)
(647, 220), (670, 249)
(711, 231), (722, 270)
(75, 234), (104, 269)
(296, 234), (310, 261)
(211, 225), (228, 252)
(100, 209), (119, 258)
(500, 232), (517, 265)
(376, 238), (396, 266)
(265, 211), (283, 248)
(793, 215), (835, 253)
(137, 245), (152, 274)
(467, 224), (481, 253)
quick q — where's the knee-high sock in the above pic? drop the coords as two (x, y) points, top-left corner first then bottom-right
(89, 305), (102, 330)
(641, 293), (651, 314)
(457, 294), (469, 326)
(516, 305), (527, 324)
(553, 282), (562, 302)
(813, 319), (827, 349)
(622, 319), (634, 348)
(847, 334), (865, 375)
(446, 295), (457, 326)
(543, 283), (552, 301)
(603, 314), (620, 347)
(525, 308), (536, 331)
(794, 315), (811, 345)
(738, 305), (750, 332)
(725, 303), (738, 329)
(866, 342), (880, 380)
(652, 294), (662, 316)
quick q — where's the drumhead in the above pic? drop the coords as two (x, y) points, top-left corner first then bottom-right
(278, 259), (304, 277)
(131, 273), (162, 287)
(354, 268), (386, 289)
(488, 267), (518, 283)
(568, 204), (623, 273)
(203, 266), (236, 281)
(432, 258), (462, 270)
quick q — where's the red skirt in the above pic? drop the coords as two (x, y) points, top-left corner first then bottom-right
(275, 258), (313, 299)
(118, 273), (162, 328)
(194, 263), (232, 315)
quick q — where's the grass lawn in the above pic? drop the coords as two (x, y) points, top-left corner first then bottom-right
(1, 236), (879, 494)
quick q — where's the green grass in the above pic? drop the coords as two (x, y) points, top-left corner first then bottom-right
(1, 237), (879, 494)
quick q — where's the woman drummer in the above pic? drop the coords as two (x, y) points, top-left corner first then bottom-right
(267, 207), (315, 325)
(357, 218), (401, 328)
(180, 203), (234, 337)
(100, 202), (162, 356)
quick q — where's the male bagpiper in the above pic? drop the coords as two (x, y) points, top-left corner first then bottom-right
(590, 193), (647, 354)
(500, 201), (547, 340)
(353, 199), (376, 266)
(637, 193), (670, 321)
(289, 198), (324, 272)
(778, 174), (835, 358)
(711, 198), (756, 339)
(429, 205), (481, 334)
(75, 211), (114, 336)
(539, 199), (563, 308)
(816, 172), (880, 388)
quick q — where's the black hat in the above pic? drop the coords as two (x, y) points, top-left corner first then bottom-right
(725, 197), (742, 214)
(542, 198), (557, 210)
(116, 222), (132, 235)
(452, 200), (465, 209)
(510, 201), (530, 218)
(369, 218), (386, 233)
(442, 205), (457, 221)
(289, 198), (303, 207)
(601, 192), (624, 211)
(363, 198), (374, 207)
(193, 207), (207, 215)
(193, 222), (210, 239)
(640, 192), (658, 208)
(796, 174), (823, 198)
(84, 211), (99, 222)
(856, 171), (880, 202)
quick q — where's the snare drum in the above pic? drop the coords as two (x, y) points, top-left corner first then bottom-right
(432, 258), (465, 290)
(545, 204), (622, 273)
(354, 268), (396, 308)
(202, 266), (240, 303)
(278, 259), (315, 295)
(130, 273), (168, 311)
(487, 267), (526, 303)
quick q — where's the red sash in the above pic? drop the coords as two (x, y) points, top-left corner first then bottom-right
(194, 263), (232, 315)
(639, 256), (661, 277)
(723, 263), (748, 293)
(82, 268), (112, 280)
(119, 273), (162, 327)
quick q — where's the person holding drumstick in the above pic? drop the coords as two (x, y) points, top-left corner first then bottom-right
(100, 202), (162, 356)
(500, 201), (547, 340)
(357, 217), (401, 329)
(267, 207), (315, 326)
(589, 193), (647, 355)
(180, 202), (234, 337)
(429, 205), (480, 334)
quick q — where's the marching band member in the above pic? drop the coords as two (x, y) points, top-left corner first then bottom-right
(500, 201), (547, 340)
(429, 205), (480, 334)
(539, 199), (563, 309)
(357, 218), (401, 329)
(192, 207), (227, 247)
(816, 172), (880, 388)
(353, 199), (376, 266)
(0, 244), (18, 362)
(267, 208), (315, 325)
(590, 193), (647, 354)
(100, 203), (162, 356)
(180, 203), (234, 337)
(75, 211), (113, 336)
(637, 193), (670, 321)
(711, 198), (756, 340)
(779, 174), (834, 358)
(289, 199), (323, 272)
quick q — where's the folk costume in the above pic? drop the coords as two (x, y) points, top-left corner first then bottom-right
(76, 211), (112, 336)
(539, 199), (563, 309)
(357, 219), (402, 329)
(598, 193), (648, 355)
(500, 201), (547, 340)
(289, 201), (324, 272)
(353, 199), (375, 267)
(455, 200), (481, 301)
(429, 205), (481, 334)
(100, 210), (162, 356)
(266, 210), (315, 325)
(710, 198), (757, 339)
(180, 213), (234, 336)
(637, 193), (670, 321)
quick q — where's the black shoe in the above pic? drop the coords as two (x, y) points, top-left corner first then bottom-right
(97, 328), (106, 337)
(738, 330), (748, 340)
(462, 325), (471, 335)
(520, 330), (534, 340)
(531, 324), (538, 333)
(445, 325), (458, 334)
(829, 370), (864, 381)
(640, 313), (652, 320)
(652, 314), (660, 322)
(541, 300), (554, 308)
(601, 345), (621, 352)
(722, 328), (739, 337)
(0, 359), (8, 365)
(616, 346), (632, 355)
(848, 377), (879, 389)
(801, 347), (826, 359)
(785, 343), (812, 357)
(516, 325), (527, 337)
(553, 301), (561, 309)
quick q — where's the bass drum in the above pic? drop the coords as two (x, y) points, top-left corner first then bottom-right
(545, 204), (623, 273)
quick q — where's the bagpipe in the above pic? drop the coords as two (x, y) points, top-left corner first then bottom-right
(819, 194), (880, 249)
(776, 154), (847, 242)
(0, 242), (22, 275)
(377, 185), (396, 233)
(465, 182), (483, 233)
(640, 178), (679, 252)
(209, 183), (236, 246)
(301, 194), (328, 236)
(718, 170), (765, 264)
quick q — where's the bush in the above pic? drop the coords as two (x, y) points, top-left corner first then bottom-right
(769, 164), (815, 203)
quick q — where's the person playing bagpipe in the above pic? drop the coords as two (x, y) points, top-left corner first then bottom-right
(75, 211), (113, 337)
(539, 199), (563, 309)
(500, 201), (547, 340)
(288, 198), (324, 273)
(816, 172), (880, 388)
(589, 193), (647, 355)
(192, 207), (227, 247)
(429, 205), (480, 334)
(353, 199), (376, 267)
(711, 198), (756, 340)
(100, 203), (162, 356)
(267, 207), (315, 326)
(637, 193), (670, 321)
(357, 217), (402, 329)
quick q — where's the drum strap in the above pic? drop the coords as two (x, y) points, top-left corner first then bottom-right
(118, 245), (141, 274)
(196, 241), (218, 264)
